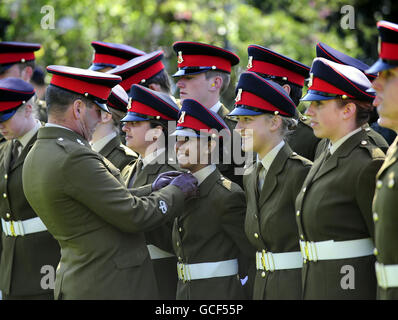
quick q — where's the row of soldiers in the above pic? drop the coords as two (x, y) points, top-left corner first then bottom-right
(0, 19), (397, 300)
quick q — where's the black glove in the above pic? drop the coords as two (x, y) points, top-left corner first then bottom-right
(170, 172), (199, 199)
(152, 171), (183, 191)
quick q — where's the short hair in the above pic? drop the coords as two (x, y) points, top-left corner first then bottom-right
(141, 70), (172, 94)
(149, 119), (170, 149)
(16, 95), (39, 120)
(46, 85), (95, 117)
(205, 70), (231, 94)
(108, 107), (126, 133)
(264, 113), (298, 139)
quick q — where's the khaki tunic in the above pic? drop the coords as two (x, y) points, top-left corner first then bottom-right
(98, 135), (138, 171)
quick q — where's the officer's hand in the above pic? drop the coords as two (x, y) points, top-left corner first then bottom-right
(152, 171), (183, 191)
(170, 172), (199, 199)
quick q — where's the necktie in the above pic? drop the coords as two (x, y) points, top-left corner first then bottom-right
(10, 140), (22, 168)
(128, 159), (143, 187)
(257, 162), (266, 193)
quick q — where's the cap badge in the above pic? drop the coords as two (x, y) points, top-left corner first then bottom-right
(177, 111), (186, 124)
(308, 73), (314, 88)
(247, 56), (253, 69)
(177, 51), (184, 64)
(127, 98), (132, 111)
(235, 88), (242, 103)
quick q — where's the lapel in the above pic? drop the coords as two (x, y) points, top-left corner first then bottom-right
(311, 129), (367, 184)
(3, 140), (13, 173)
(258, 143), (292, 208)
(180, 169), (220, 220)
(99, 135), (120, 158)
(132, 162), (163, 187)
(377, 136), (398, 178)
(10, 133), (38, 172)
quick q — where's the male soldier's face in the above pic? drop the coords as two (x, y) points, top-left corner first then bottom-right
(306, 99), (345, 142)
(122, 120), (158, 156)
(78, 102), (102, 141)
(0, 106), (30, 140)
(175, 135), (210, 172)
(373, 67), (398, 131)
(176, 73), (213, 105)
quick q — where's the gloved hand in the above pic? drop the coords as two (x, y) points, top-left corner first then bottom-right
(170, 172), (199, 199)
(152, 171), (183, 191)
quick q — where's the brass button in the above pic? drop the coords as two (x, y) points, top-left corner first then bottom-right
(6, 213), (10, 219)
(302, 187), (306, 193)
(361, 140), (367, 145)
(296, 210), (300, 216)
(4, 174), (7, 179)
(373, 248), (378, 256)
(176, 241), (180, 247)
(388, 179), (395, 188)
(261, 271), (266, 278)
(376, 180), (383, 189)
(300, 234), (304, 240)
(254, 233), (259, 239)
(373, 213), (379, 222)
(292, 152), (298, 156)
(178, 227), (182, 232)
(365, 127), (371, 132)
(3, 193), (6, 198)
(178, 256), (182, 262)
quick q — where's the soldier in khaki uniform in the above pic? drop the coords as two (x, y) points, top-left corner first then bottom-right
(170, 99), (254, 300)
(0, 78), (60, 300)
(22, 65), (198, 300)
(228, 72), (312, 299)
(245, 44), (320, 161)
(91, 85), (137, 170)
(120, 84), (181, 299)
(313, 42), (389, 159)
(367, 20), (398, 300)
(295, 58), (385, 299)
(171, 41), (246, 187)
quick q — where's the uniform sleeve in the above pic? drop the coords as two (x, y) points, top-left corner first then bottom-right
(63, 149), (185, 233)
(356, 158), (384, 239)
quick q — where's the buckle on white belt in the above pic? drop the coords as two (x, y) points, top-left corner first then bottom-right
(177, 259), (238, 282)
(1, 217), (47, 237)
(375, 262), (398, 289)
(255, 250), (303, 271)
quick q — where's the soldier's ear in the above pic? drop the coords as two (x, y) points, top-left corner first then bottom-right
(282, 84), (291, 95)
(72, 99), (83, 119)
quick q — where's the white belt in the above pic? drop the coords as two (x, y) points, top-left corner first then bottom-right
(1, 217), (47, 237)
(147, 244), (175, 260)
(256, 250), (303, 272)
(299, 238), (374, 262)
(375, 262), (398, 289)
(177, 259), (238, 281)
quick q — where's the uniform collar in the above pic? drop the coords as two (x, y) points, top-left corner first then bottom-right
(142, 147), (166, 168)
(210, 101), (221, 114)
(192, 164), (217, 186)
(330, 127), (362, 155)
(257, 140), (285, 171)
(90, 131), (117, 153)
(19, 119), (41, 149)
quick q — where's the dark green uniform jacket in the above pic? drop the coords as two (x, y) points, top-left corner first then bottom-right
(295, 129), (385, 299)
(0, 135), (60, 297)
(315, 124), (389, 160)
(244, 143), (312, 300)
(98, 135), (138, 171)
(172, 168), (254, 300)
(373, 137), (398, 300)
(121, 152), (180, 300)
(22, 126), (185, 300)
(286, 118), (321, 162)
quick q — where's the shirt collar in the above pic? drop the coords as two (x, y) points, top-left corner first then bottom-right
(142, 147), (166, 168)
(19, 120), (41, 148)
(257, 140), (285, 171)
(45, 123), (74, 131)
(330, 127), (362, 155)
(90, 132), (117, 153)
(192, 164), (217, 186)
(210, 101), (221, 114)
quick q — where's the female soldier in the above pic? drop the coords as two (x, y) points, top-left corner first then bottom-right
(120, 84), (180, 299)
(227, 72), (312, 299)
(90, 85), (137, 170)
(295, 57), (385, 299)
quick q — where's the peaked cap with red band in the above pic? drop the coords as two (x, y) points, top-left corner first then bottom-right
(107, 85), (129, 112)
(47, 65), (121, 113)
(121, 84), (179, 122)
(247, 45), (310, 87)
(367, 20), (398, 74)
(301, 58), (375, 102)
(172, 41), (240, 77)
(89, 41), (145, 71)
(0, 77), (35, 122)
(228, 71), (296, 118)
(172, 99), (230, 138)
(107, 51), (165, 92)
(0, 41), (41, 74)
(316, 42), (377, 81)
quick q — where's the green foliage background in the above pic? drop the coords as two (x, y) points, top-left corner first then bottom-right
(0, 0), (397, 108)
